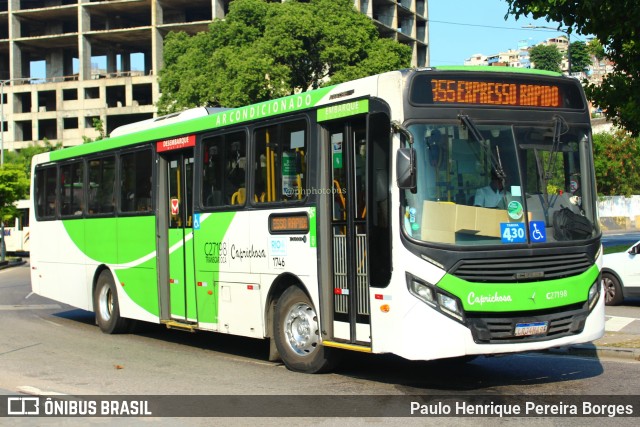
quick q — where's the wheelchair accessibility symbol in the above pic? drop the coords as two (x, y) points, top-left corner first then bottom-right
(529, 221), (547, 242)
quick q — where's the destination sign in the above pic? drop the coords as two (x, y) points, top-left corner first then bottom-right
(410, 74), (584, 110)
(269, 213), (309, 234)
(156, 135), (196, 152)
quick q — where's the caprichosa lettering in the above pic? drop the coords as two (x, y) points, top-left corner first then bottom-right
(231, 244), (266, 260)
(467, 291), (513, 306)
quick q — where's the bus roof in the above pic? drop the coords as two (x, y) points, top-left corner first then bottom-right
(431, 65), (563, 77)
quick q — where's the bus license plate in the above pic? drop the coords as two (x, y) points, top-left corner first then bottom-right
(514, 321), (548, 337)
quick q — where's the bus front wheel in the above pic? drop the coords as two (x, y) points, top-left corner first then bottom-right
(274, 286), (336, 373)
(94, 270), (130, 334)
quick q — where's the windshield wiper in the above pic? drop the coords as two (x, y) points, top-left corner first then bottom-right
(544, 115), (568, 182)
(458, 114), (506, 182)
(533, 115), (569, 220)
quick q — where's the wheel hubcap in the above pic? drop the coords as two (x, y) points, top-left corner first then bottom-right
(98, 285), (113, 321)
(603, 278), (615, 303)
(284, 302), (319, 356)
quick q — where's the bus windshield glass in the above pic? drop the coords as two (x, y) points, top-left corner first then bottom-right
(401, 121), (598, 246)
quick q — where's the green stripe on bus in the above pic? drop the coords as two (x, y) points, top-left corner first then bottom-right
(50, 87), (335, 161)
(62, 216), (156, 264)
(309, 207), (317, 248)
(437, 264), (599, 312)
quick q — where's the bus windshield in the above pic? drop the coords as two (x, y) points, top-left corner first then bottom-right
(401, 120), (598, 246)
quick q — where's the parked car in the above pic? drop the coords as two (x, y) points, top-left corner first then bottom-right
(602, 240), (640, 305)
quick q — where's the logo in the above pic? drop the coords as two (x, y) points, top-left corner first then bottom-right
(507, 201), (524, 220)
(270, 238), (287, 256)
(529, 291), (537, 304)
(467, 291), (513, 306)
(7, 397), (40, 415)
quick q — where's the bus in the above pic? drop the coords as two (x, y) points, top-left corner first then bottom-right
(3, 199), (30, 254)
(29, 67), (605, 373)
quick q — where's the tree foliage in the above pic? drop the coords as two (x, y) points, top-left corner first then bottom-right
(505, 0), (640, 136)
(568, 41), (591, 73)
(586, 39), (605, 62)
(592, 130), (640, 196)
(157, 0), (411, 113)
(528, 44), (562, 73)
(2, 139), (61, 180)
(0, 163), (29, 222)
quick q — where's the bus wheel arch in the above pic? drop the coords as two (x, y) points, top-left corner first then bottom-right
(268, 276), (337, 373)
(264, 273), (303, 362)
(93, 267), (131, 334)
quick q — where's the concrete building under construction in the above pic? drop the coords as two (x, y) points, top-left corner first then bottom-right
(0, 1), (428, 150)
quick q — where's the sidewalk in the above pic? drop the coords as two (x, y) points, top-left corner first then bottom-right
(0, 257), (26, 270)
(548, 331), (640, 362)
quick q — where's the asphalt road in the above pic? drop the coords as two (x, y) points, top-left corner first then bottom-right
(0, 261), (638, 426)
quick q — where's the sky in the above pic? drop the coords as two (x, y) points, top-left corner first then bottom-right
(428, 0), (587, 66)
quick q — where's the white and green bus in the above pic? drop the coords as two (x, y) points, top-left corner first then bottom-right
(30, 67), (604, 373)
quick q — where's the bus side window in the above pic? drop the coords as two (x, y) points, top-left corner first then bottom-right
(35, 166), (57, 219)
(202, 131), (246, 208)
(120, 149), (153, 213)
(253, 120), (306, 203)
(88, 156), (116, 215)
(59, 161), (85, 217)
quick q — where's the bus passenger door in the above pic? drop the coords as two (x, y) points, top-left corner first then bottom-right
(165, 150), (197, 322)
(326, 118), (371, 345)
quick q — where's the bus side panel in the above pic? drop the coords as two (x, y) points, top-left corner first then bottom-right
(193, 211), (236, 331)
(248, 208), (319, 335)
(112, 216), (160, 322)
(31, 220), (92, 311)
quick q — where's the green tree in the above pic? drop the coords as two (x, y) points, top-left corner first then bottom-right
(82, 118), (106, 143)
(568, 41), (591, 73)
(586, 39), (605, 62)
(528, 44), (563, 73)
(3, 139), (62, 179)
(592, 130), (640, 196)
(505, 0), (640, 136)
(0, 163), (29, 260)
(158, 0), (411, 113)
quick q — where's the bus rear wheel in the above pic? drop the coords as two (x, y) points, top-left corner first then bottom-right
(94, 270), (130, 334)
(274, 286), (336, 373)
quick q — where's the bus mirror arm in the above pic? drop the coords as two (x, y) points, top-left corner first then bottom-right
(391, 121), (416, 190)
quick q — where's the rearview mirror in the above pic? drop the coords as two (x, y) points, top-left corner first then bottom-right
(396, 147), (416, 190)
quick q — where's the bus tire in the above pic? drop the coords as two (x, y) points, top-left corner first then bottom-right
(602, 272), (623, 306)
(274, 286), (336, 373)
(94, 270), (130, 334)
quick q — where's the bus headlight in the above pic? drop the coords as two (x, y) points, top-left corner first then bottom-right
(588, 281), (600, 310)
(437, 294), (463, 320)
(409, 279), (436, 306)
(406, 273), (464, 322)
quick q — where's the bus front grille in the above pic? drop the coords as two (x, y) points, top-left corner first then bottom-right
(466, 303), (588, 344)
(451, 253), (591, 283)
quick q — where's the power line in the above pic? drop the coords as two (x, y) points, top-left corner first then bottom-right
(427, 19), (588, 42)
(427, 19), (538, 32)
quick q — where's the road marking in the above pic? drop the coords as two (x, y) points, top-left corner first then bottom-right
(0, 304), (61, 311)
(605, 316), (636, 332)
(17, 386), (67, 396)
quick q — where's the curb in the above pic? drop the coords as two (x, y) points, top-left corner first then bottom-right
(0, 258), (26, 270)
(546, 344), (640, 361)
